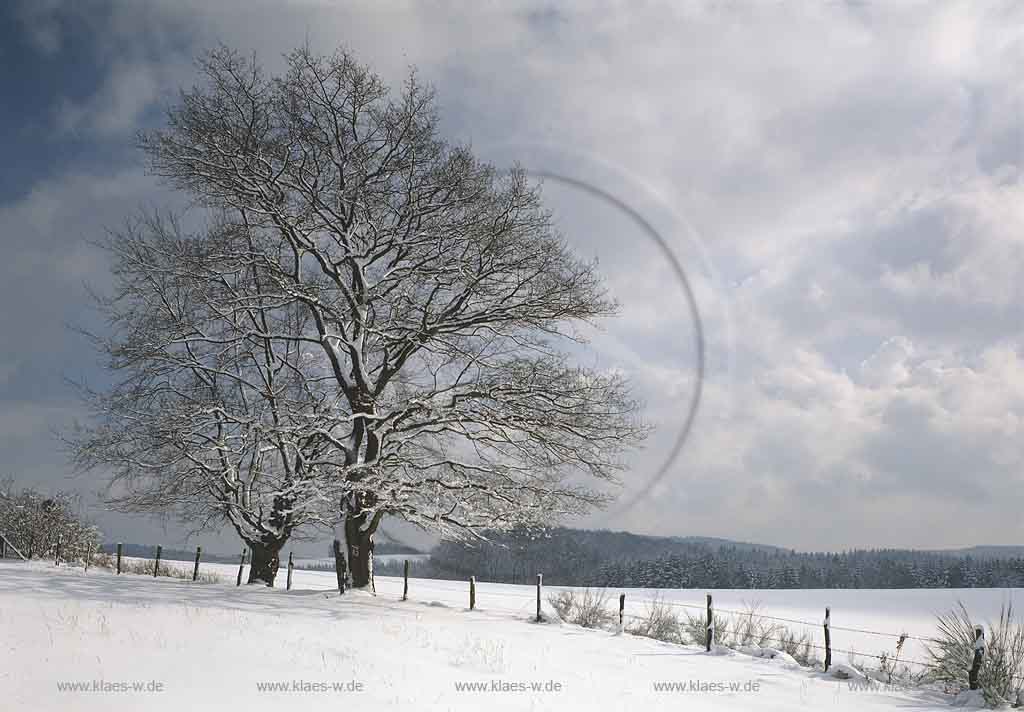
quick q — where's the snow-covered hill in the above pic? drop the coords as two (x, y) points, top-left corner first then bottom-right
(0, 560), (995, 710)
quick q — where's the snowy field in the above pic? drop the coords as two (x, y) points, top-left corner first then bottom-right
(136, 556), (1019, 665)
(1, 559), (1013, 711)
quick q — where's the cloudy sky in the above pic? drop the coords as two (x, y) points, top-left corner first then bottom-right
(2, 0), (1022, 554)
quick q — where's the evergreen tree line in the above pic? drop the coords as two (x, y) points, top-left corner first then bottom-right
(391, 527), (1024, 588)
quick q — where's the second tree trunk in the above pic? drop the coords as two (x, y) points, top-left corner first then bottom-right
(247, 540), (283, 586)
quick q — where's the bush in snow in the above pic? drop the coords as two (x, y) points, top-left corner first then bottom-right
(682, 607), (733, 647)
(547, 588), (616, 629)
(925, 601), (1024, 708)
(676, 603), (820, 667)
(730, 602), (783, 648)
(773, 627), (820, 668)
(625, 596), (685, 644)
(867, 635), (927, 686)
(0, 480), (101, 564)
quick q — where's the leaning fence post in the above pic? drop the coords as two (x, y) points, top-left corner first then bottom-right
(536, 574), (543, 622)
(706, 594), (714, 652)
(286, 552), (294, 591)
(236, 549), (246, 586)
(823, 607), (832, 672)
(116, 542), (123, 575)
(470, 576), (476, 610)
(192, 546), (202, 581)
(402, 559), (409, 601)
(619, 593), (626, 631)
(970, 625), (985, 690)
(153, 545), (162, 577)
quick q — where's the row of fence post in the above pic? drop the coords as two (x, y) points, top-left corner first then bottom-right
(109, 542), (200, 580)
(48, 538), (1002, 695)
(101, 542), (301, 590)
(701, 594), (832, 669)
(60, 547), (994, 690)
(699, 598), (986, 687)
(105, 545), (256, 585)
(52, 537), (101, 570)
(453, 571), (544, 622)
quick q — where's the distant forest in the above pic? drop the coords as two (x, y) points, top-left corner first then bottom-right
(379, 527), (1024, 589)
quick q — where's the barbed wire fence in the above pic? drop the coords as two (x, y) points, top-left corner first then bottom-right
(30, 547), (1020, 689)
(375, 570), (1020, 688)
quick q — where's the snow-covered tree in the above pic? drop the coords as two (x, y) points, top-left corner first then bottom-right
(75, 46), (647, 590)
(0, 479), (100, 563)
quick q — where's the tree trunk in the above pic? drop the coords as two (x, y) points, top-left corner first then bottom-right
(247, 539), (283, 587)
(344, 510), (375, 591)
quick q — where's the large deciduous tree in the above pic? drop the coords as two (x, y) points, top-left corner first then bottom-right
(79, 45), (647, 590)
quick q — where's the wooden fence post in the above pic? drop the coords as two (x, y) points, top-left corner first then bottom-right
(619, 593), (626, 631)
(236, 549), (246, 586)
(1, 536), (7, 559)
(823, 607), (832, 672)
(0, 533), (26, 561)
(192, 546), (202, 581)
(536, 574), (543, 622)
(706, 594), (714, 652)
(286, 552), (294, 591)
(153, 545), (162, 577)
(84, 545), (92, 572)
(402, 559), (409, 601)
(54, 536), (62, 566)
(970, 625), (985, 690)
(116, 542), (122, 575)
(469, 576), (476, 610)
(332, 539), (346, 595)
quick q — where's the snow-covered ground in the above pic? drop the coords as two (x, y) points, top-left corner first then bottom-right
(147, 556), (1018, 665)
(1, 559), (1008, 710)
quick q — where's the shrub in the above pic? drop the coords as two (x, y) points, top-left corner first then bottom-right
(548, 591), (576, 621)
(547, 588), (615, 629)
(625, 595), (685, 644)
(926, 601), (1024, 708)
(676, 602), (820, 667)
(0, 480), (101, 563)
(731, 602), (782, 648)
(775, 627), (819, 667)
(682, 608), (733, 647)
